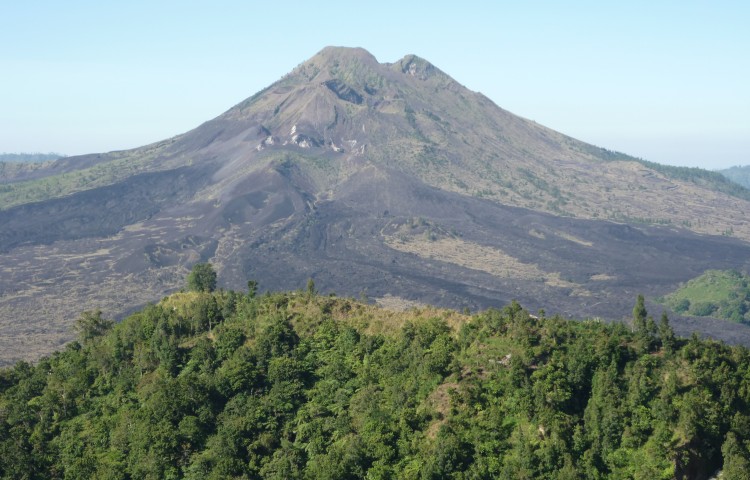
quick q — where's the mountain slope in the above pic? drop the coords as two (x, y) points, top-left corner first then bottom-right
(2, 46), (750, 364)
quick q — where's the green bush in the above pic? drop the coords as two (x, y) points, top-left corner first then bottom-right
(690, 301), (718, 317)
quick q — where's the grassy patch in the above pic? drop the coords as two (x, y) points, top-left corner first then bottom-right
(0, 150), (161, 210)
(660, 269), (750, 323)
(384, 234), (589, 295)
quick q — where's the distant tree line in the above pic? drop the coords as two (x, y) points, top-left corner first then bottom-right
(638, 159), (750, 201)
(576, 141), (750, 202)
(720, 165), (750, 190)
(0, 152), (64, 163)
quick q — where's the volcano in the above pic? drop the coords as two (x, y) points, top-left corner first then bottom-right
(2, 46), (750, 364)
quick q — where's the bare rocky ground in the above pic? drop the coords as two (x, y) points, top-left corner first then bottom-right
(3, 164), (750, 365)
(3, 46), (750, 365)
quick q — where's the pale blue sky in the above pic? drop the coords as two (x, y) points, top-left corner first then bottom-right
(1, 1), (748, 168)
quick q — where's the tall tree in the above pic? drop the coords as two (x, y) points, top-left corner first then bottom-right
(247, 280), (258, 298)
(632, 295), (653, 353)
(306, 278), (316, 298)
(633, 295), (647, 332)
(187, 263), (217, 293)
(659, 312), (676, 354)
(74, 309), (114, 343)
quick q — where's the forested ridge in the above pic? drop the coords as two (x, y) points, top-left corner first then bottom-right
(720, 166), (750, 190)
(0, 153), (63, 163)
(2, 283), (750, 479)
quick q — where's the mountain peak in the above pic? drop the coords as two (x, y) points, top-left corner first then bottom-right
(278, 47), (455, 93)
(284, 46), (383, 88)
(312, 46), (379, 64)
(298, 46), (380, 77)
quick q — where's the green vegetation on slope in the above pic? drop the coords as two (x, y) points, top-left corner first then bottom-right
(721, 165), (750, 190)
(0, 142), (174, 211)
(660, 269), (750, 324)
(2, 280), (750, 479)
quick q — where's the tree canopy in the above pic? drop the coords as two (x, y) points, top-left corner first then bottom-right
(187, 262), (217, 293)
(1, 289), (749, 478)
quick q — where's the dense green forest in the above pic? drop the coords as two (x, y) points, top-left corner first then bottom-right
(2, 276), (750, 479)
(660, 270), (750, 324)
